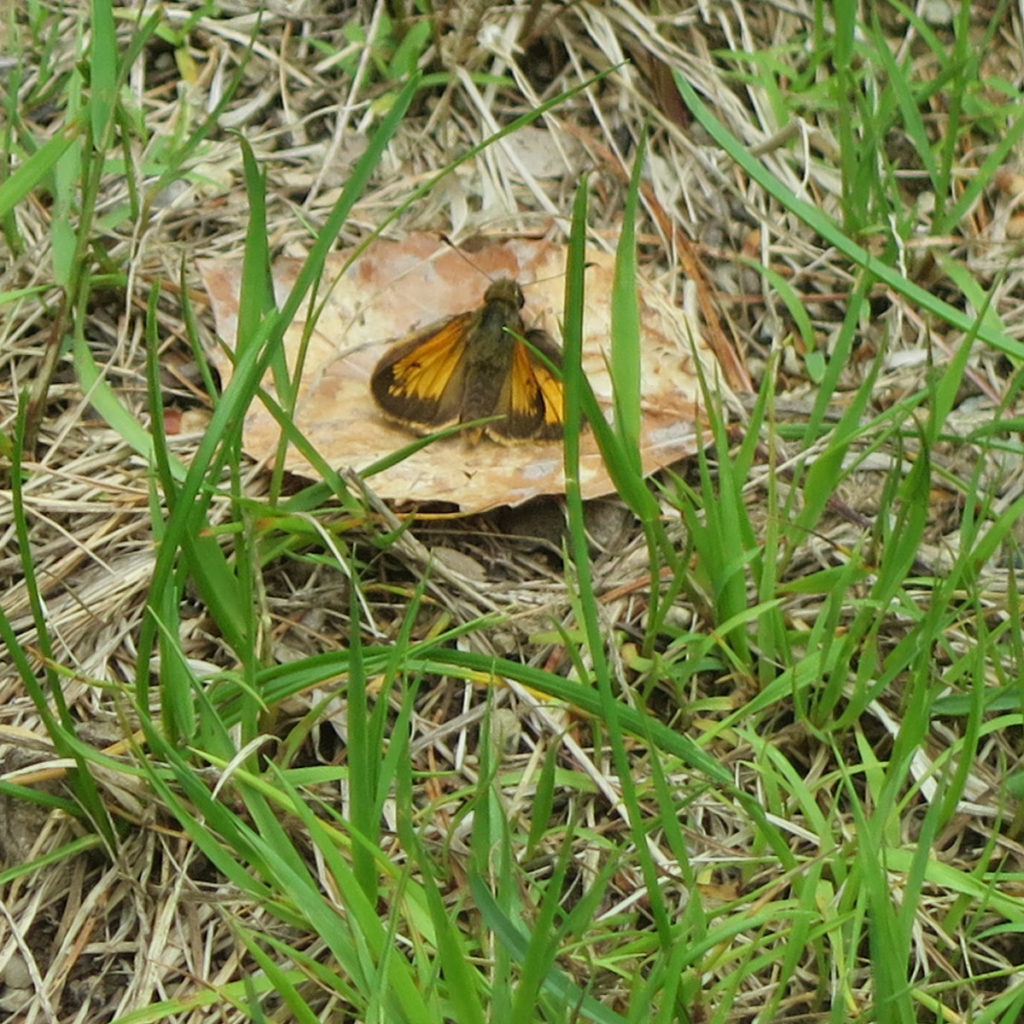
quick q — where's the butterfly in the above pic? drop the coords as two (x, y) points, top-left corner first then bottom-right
(369, 277), (565, 443)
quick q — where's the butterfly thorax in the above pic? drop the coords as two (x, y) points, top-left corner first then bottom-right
(460, 290), (524, 422)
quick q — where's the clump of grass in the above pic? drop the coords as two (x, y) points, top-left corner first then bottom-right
(3, 2), (1024, 1023)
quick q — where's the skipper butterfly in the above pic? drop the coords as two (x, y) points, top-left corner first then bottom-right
(370, 277), (565, 442)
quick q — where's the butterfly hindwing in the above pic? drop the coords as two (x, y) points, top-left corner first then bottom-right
(490, 329), (565, 441)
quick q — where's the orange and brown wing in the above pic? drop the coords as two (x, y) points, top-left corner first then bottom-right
(490, 330), (565, 441)
(370, 312), (474, 431)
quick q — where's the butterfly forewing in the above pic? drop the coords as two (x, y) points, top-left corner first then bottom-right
(371, 312), (474, 429)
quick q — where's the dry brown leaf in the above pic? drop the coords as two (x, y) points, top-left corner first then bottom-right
(199, 234), (721, 512)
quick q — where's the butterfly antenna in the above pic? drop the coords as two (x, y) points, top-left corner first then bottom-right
(439, 233), (496, 286)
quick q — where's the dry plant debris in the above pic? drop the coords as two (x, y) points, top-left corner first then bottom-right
(1, 1), (1024, 1022)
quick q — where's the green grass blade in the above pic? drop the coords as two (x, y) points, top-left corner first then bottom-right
(610, 133), (644, 472)
(89, 0), (117, 142)
(672, 71), (1024, 362)
(469, 876), (630, 1024)
(0, 122), (78, 221)
(133, 70), (425, 714)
